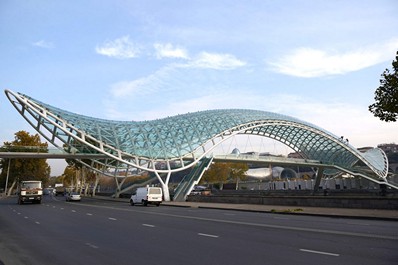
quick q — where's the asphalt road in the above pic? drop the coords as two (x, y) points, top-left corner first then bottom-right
(0, 195), (397, 265)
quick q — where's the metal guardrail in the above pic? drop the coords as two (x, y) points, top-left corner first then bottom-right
(173, 157), (213, 201)
(213, 154), (323, 167)
(0, 146), (119, 159)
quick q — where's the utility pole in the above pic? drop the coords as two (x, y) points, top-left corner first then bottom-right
(4, 159), (11, 196)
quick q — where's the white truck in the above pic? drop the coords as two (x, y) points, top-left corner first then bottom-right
(17, 180), (43, 204)
(54, 183), (65, 196)
(130, 186), (163, 206)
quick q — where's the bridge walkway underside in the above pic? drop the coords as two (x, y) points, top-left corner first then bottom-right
(2, 151), (395, 200)
(3, 89), (393, 202)
(213, 154), (398, 190)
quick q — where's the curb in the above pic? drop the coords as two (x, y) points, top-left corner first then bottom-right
(88, 196), (398, 221)
(195, 205), (398, 222)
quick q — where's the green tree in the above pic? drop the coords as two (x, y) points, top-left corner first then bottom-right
(61, 165), (77, 187)
(369, 51), (398, 122)
(63, 137), (101, 191)
(0, 131), (51, 194)
(229, 162), (249, 189)
(201, 162), (229, 185)
(201, 162), (248, 189)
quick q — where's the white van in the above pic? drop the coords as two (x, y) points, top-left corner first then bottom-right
(130, 186), (163, 206)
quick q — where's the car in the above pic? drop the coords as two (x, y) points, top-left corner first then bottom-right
(190, 185), (210, 195)
(66, 192), (81, 202)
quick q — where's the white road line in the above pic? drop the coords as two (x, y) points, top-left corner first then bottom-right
(86, 213), (93, 216)
(142, 224), (155, 227)
(85, 243), (99, 249)
(108, 217), (117, 221)
(24, 216), (28, 219)
(346, 222), (370, 226)
(71, 210), (76, 212)
(60, 208), (64, 210)
(35, 221), (40, 225)
(198, 233), (219, 238)
(300, 249), (340, 257)
(66, 198), (398, 240)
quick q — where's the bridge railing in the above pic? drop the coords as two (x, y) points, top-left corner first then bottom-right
(214, 154), (321, 165)
(173, 157), (213, 201)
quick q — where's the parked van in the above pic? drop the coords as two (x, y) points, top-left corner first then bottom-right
(130, 186), (163, 206)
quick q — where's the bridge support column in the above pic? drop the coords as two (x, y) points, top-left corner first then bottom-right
(154, 171), (171, 202)
(92, 174), (100, 196)
(313, 167), (324, 194)
(161, 182), (171, 202)
(113, 177), (127, 198)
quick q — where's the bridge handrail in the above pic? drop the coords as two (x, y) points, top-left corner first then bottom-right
(173, 157), (213, 201)
(214, 154), (320, 164)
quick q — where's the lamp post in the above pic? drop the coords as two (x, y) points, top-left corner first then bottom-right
(4, 159), (11, 196)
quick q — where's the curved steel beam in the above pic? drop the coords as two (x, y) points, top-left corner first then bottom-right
(4, 89), (391, 194)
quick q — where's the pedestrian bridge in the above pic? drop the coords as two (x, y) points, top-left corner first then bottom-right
(3, 89), (395, 201)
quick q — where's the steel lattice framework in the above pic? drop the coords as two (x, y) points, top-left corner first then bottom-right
(4, 90), (391, 199)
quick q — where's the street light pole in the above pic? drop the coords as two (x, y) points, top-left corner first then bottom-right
(5, 159), (11, 196)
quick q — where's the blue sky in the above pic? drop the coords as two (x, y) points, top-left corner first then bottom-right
(1, 0), (397, 175)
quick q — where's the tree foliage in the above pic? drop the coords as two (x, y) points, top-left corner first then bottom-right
(369, 51), (398, 122)
(201, 162), (248, 186)
(229, 162), (249, 182)
(202, 162), (229, 184)
(61, 165), (77, 187)
(0, 131), (51, 190)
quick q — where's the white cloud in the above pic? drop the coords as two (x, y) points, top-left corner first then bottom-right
(189, 52), (246, 70)
(108, 50), (247, 98)
(32, 40), (54, 49)
(269, 39), (398, 77)
(154, 43), (189, 59)
(110, 79), (148, 98)
(96, 35), (141, 59)
(110, 65), (176, 98)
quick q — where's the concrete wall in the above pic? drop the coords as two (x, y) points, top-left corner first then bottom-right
(188, 195), (398, 210)
(242, 178), (383, 191)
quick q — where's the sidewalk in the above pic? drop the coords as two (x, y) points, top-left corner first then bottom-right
(162, 201), (398, 221)
(91, 196), (398, 221)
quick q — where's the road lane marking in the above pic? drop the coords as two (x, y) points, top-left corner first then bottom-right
(198, 233), (219, 238)
(142, 224), (155, 227)
(74, 202), (398, 240)
(35, 221), (40, 225)
(345, 222), (370, 226)
(108, 217), (117, 221)
(300, 249), (340, 257)
(85, 243), (99, 249)
(71, 210), (76, 212)
(24, 216), (28, 219)
(86, 213), (93, 216)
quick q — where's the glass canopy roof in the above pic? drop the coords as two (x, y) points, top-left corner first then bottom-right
(4, 90), (389, 182)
